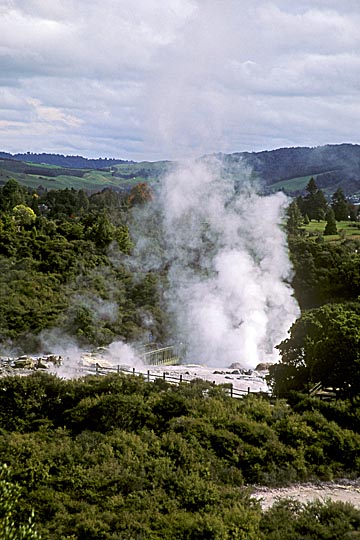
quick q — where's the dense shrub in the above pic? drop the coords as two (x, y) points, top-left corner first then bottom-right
(0, 373), (360, 538)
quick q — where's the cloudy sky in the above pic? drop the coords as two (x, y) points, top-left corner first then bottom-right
(1, 0), (360, 161)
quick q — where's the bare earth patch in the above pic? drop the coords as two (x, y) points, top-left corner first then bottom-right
(252, 480), (360, 509)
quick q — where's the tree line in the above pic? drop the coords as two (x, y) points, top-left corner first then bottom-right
(268, 177), (360, 399)
(287, 177), (359, 236)
(0, 178), (159, 352)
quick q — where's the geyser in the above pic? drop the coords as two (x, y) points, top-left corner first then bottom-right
(131, 157), (300, 368)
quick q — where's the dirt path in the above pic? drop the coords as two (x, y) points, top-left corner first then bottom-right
(252, 480), (360, 509)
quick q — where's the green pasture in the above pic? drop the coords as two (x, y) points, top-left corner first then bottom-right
(0, 169), (153, 191)
(269, 170), (340, 194)
(270, 175), (316, 193)
(25, 161), (63, 169)
(302, 220), (360, 241)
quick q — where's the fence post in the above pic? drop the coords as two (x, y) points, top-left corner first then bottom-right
(163, 372), (166, 380)
(117, 365), (120, 374)
(180, 374), (183, 383)
(147, 370), (150, 382)
(133, 367), (135, 376)
(248, 387), (250, 394)
(95, 363), (98, 375)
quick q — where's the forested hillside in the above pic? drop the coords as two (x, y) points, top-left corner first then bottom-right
(2, 143), (360, 196)
(225, 143), (360, 195)
(0, 151), (129, 169)
(0, 179), (163, 353)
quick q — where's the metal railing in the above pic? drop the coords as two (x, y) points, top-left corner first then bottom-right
(141, 345), (180, 366)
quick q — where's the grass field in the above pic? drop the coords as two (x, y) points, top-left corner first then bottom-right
(269, 170), (340, 194)
(302, 220), (360, 241)
(0, 158), (167, 191)
(269, 175), (316, 193)
(0, 169), (156, 191)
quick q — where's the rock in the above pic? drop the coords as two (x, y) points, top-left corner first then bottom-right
(255, 362), (272, 371)
(36, 359), (50, 369)
(13, 357), (35, 369)
(45, 355), (62, 366)
(228, 362), (245, 370)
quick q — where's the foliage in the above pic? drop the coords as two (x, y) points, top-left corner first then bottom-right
(261, 498), (360, 540)
(0, 373), (360, 538)
(12, 204), (37, 227)
(332, 188), (351, 221)
(0, 464), (41, 539)
(286, 200), (303, 236)
(269, 303), (360, 399)
(296, 178), (329, 221)
(0, 179), (162, 351)
(324, 208), (337, 235)
(288, 236), (360, 309)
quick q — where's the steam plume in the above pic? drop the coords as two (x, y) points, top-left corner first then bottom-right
(131, 157), (299, 368)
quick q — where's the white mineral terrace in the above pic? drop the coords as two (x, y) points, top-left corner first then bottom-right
(0, 347), (271, 395)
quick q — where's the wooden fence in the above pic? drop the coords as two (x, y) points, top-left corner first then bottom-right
(79, 363), (271, 399)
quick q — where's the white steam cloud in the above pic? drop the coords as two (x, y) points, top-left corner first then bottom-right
(132, 157), (300, 368)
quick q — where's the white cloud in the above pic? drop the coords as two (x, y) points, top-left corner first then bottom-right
(0, 0), (360, 159)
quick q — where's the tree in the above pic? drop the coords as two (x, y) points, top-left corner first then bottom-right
(269, 304), (360, 399)
(306, 177), (318, 196)
(12, 204), (36, 227)
(314, 189), (328, 221)
(324, 208), (337, 235)
(87, 211), (115, 248)
(0, 464), (41, 539)
(331, 188), (349, 221)
(286, 201), (303, 236)
(0, 179), (26, 211)
(298, 178), (328, 221)
(126, 183), (152, 206)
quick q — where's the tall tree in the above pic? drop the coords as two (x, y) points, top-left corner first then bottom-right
(0, 179), (26, 211)
(331, 188), (349, 221)
(286, 200), (303, 235)
(298, 178), (328, 221)
(269, 303), (360, 399)
(324, 208), (337, 235)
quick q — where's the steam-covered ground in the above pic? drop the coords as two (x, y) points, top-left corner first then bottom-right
(0, 350), (270, 395)
(63, 352), (271, 395)
(134, 363), (270, 395)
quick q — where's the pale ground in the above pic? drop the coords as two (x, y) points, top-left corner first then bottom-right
(135, 363), (270, 395)
(252, 481), (360, 509)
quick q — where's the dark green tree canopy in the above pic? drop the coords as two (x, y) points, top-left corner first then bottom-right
(331, 188), (350, 221)
(269, 303), (360, 399)
(297, 178), (329, 221)
(286, 200), (303, 236)
(324, 208), (337, 235)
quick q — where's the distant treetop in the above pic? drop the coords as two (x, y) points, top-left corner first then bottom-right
(0, 151), (131, 169)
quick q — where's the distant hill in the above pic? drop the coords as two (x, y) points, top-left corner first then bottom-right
(224, 143), (360, 196)
(0, 151), (129, 169)
(1, 144), (360, 196)
(0, 155), (170, 192)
